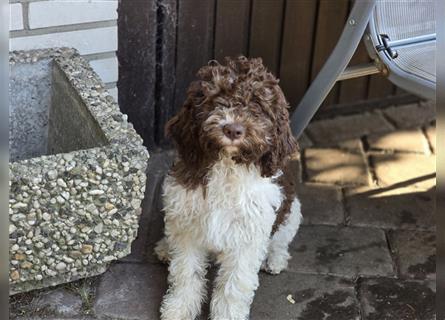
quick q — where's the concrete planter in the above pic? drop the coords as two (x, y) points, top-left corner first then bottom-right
(9, 48), (149, 295)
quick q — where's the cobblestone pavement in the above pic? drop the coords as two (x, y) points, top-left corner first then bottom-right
(10, 101), (436, 319)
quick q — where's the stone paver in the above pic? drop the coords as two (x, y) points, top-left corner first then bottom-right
(252, 273), (360, 320)
(345, 187), (435, 230)
(288, 225), (394, 278)
(372, 153), (436, 189)
(297, 183), (344, 225)
(14, 316), (95, 320)
(367, 129), (430, 153)
(359, 278), (435, 320)
(9, 280), (96, 319)
(389, 230), (436, 280)
(30, 288), (83, 317)
(307, 112), (394, 145)
(10, 288), (77, 319)
(298, 132), (313, 149)
(337, 138), (363, 151)
(383, 102), (435, 129)
(425, 125), (436, 153)
(304, 148), (370, 186)
(93, 263), (167, 320)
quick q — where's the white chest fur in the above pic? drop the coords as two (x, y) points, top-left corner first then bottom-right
(162, 158), (283, 252)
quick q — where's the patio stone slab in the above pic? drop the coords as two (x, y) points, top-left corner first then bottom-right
(30, 287), (83, 317)
(425, 125), (436, 153)
(304, 148), (370, 186)
(297, 183), (344, 225)
(371, 153), (436, 189)
(297, 132), (313, 149)
(389, 230), (436, 280)
(10, 287), (84, 319)
(359, 277), (435, 320)
(93, 262), (167, 320)
(367, 129), (430, 154)
(252, 273), (360, 320)
(337, 138), (363, 151)
(345, 187), (435, 230)
(13, 316), (95, 320)
(288, 225), (394, 278)
(307, 112), (394, 145)
(383, 102), (435, 129)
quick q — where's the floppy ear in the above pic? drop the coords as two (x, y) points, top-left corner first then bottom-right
(259, 92), (299, 177)
(165, 81), (204, 170)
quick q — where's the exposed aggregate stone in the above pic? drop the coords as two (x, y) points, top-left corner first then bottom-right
(9, 48), (149, 295)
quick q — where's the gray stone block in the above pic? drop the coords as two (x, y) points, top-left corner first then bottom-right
(359, 277), (435, 320)
(367, 129), (430, 154)
(251, 272), (360, 320)
(9, 284), (91, 319)
(306, 112), (394, 145)
(93, 263), (167, 320)
(389, 230), (436, 280)
(345, 187), (435, 230)
(372, 153), (436, 189)
(304, 148), (371, 186)
(383, 101), (435, 129)
(298, 183), (344, 226)
(297, 132), (313, 149)
(288, 225), (394, 278)
(336, 138), (363, 151)
(9, 48), (149, 295)
(30, 288), (83, 317)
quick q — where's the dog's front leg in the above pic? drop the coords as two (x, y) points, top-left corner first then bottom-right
(160, 240), (208, 320)
(210, 244), (266, 320)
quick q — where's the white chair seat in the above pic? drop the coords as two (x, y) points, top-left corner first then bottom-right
(395, 42), (436, 83)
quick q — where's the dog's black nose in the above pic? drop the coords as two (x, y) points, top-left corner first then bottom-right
(223, 123), (245, 140)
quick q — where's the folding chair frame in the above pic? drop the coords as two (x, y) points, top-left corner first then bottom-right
(290, 0), (436, 138)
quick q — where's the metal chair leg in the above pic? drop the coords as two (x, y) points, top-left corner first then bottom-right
(290, 0), (377, 138)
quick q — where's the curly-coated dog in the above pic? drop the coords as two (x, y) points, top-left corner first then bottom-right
(155, 56), (302, 320)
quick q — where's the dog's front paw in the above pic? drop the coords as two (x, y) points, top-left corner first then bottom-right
(154, 237), (170, 264)
(262, 258), (288, 275)
(160, 302), (191, 320)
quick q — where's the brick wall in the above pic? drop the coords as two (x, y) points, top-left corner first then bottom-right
(9, 0), (118, 100)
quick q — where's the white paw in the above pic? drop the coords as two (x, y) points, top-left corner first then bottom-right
(262, 257), (288, 275)
(160, 303), (192, 320)
(154, 237), (170, 264)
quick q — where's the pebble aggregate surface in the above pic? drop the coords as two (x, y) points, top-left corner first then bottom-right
(9, 48), (149, 294)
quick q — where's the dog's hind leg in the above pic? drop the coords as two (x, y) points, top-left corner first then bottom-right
(264, 198), (302, 275)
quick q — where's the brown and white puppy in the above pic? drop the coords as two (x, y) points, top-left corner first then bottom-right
(155, 56), (302, 320)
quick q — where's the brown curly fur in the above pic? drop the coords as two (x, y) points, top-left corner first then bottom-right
(166, 56), (298, 192)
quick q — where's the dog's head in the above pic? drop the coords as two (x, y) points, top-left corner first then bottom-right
(167, 56), (298, 187)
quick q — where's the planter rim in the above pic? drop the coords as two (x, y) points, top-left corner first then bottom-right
(9, 47), (148, 164)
